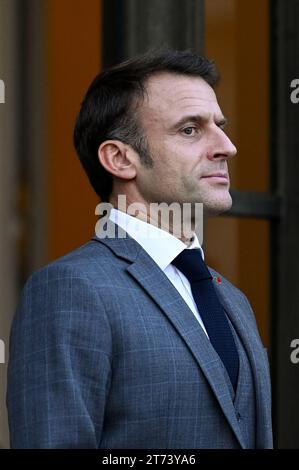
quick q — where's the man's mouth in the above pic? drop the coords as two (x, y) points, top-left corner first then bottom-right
(201, 172), (229, 183)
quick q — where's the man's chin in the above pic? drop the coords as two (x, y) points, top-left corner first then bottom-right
(203, 198), (233, 217)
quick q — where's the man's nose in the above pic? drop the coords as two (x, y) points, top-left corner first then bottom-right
(208, 127), (237, 161)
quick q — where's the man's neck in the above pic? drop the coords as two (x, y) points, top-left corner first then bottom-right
(110, 198), (197, 246)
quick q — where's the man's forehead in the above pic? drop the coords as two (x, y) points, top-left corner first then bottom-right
(145, 73), (216, 101)
(141, 72), (222, 120)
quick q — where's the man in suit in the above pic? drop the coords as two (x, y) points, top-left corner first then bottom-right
(7, 49), (273, 448)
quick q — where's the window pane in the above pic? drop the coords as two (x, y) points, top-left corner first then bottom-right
(205, 217), (270, 348)
(205, 0), (270, 193)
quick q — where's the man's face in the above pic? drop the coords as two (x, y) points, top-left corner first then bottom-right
(134, 72), (237, 215)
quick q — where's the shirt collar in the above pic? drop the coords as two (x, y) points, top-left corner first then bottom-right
(109, 207), (204, 271)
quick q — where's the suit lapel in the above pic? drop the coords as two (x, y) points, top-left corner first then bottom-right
(93, 223), (245, 448)
(212, 272), (272, 447)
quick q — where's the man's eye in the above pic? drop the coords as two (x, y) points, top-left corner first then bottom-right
(182, 127), (196, 136)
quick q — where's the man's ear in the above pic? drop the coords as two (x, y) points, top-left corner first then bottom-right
(98, 140), (137, 180)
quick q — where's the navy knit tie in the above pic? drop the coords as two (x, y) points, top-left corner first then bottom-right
(172, 248), (239, 391)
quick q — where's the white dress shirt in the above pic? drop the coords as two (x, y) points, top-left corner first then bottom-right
(109, 208), (209, 337)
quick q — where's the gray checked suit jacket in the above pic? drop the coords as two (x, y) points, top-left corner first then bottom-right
(7, 221), (273, 448)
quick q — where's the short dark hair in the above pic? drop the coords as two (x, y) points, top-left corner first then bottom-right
(73, 48), (219, 201)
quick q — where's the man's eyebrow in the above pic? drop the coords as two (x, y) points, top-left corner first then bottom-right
(171, 114), (228, 129)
